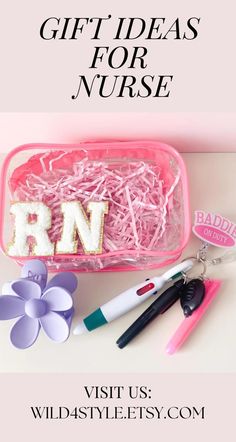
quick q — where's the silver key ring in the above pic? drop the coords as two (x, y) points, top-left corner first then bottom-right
(181, 256), (207, 281)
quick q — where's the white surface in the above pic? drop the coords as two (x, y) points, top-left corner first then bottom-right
(0, 153), (236, 372)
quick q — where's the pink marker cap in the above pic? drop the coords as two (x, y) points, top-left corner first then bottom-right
(166, 279), (222, 355)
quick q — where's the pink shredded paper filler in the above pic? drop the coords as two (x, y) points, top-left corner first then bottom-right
(9, 150), (183, 256)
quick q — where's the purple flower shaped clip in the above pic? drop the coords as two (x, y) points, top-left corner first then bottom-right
(0, 260), (78, 349)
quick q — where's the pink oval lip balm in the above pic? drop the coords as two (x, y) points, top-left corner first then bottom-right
(166, 279), (222, 355)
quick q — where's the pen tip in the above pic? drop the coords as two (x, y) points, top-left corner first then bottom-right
(165, 345), (174, 355)
(73, 321), (88, 336)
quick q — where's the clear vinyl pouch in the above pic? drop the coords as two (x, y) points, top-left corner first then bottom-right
(0, 141), (190, 272)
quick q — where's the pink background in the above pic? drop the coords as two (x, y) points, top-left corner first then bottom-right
(0, 112), (236, 153)
(0, 373), (235, 442)
(1, 1), (236, 112)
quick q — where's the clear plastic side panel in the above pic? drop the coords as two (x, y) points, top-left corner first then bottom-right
(1, 143), (188, 271)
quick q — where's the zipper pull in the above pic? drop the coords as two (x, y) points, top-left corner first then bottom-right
(180, 278), (205, 317)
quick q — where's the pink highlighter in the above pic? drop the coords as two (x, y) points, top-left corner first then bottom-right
(166, 279), (222, 355)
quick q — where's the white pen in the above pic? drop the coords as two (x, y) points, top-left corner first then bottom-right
(73, 259), (193, 335)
